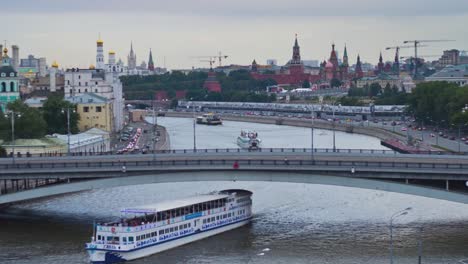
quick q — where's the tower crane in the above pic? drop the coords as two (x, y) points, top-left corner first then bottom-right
(199, 58), (216, 70)
(402, 40), (455, 77)
(191, 52), (229, 67)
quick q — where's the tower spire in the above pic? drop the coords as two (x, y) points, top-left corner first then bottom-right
(148, 49), (155, 71)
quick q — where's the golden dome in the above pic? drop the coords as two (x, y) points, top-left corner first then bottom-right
(89, 64), (96, 69)
(3, 47), (7, 55)
(51, 61), (59, 68)
(97, 39), (104, 45)
(109, 50), (115, 55)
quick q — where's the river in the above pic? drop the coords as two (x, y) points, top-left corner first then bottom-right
(0, 117), (467, 264)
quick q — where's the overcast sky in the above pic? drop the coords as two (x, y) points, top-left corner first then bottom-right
(3, 0), (468, 69)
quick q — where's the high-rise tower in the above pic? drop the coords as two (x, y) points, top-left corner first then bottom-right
(96, 37), (105, 69)
(148, 49), (155, 71)
(50, 61), (58, 92)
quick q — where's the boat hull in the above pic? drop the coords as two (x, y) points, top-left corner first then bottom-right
(88, 218), (251, 263)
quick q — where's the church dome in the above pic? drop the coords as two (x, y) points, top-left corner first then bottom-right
(325, 61), (334, 69)
(97, 39), (104, 45)
(89, 64), (96, 69)
(109, 50), (115, 55)
(2, 47), (7, 55)
(51, 61), (59, 68)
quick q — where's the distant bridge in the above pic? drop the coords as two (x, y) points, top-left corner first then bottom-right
(1, 149), (468, 205)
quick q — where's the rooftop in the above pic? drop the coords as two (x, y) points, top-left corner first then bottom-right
(65, 93), (109, 104)
(428, 64), (468, 78)
(120, 194), (229, 214)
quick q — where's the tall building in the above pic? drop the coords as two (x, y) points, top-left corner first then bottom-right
(438, 49), (460, 67)
(64, 68), (124, 131)
(0, 47), (20, 112)
(148, 49), (155, 71)
(96, 37), (105, 70)
(127, 42), (137, 70)
(11, 45), (19, 70)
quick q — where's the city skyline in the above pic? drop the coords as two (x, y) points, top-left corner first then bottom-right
(3, 0), (468, 69)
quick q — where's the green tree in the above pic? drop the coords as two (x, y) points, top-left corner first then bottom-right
(42, 96), (79, 134)
(369, 83), (382, 97)
(6, 100), (47, 139)
(302, 80), (311, 88)
(330, 78), (342, 88)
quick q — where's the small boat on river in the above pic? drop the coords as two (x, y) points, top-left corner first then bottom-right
(196, 113), (222, 125)
(237, 130), (261, 150)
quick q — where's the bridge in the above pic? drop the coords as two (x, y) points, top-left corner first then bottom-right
(1, 148), (468, 206)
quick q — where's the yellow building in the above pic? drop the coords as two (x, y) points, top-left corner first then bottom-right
(65, 93), (113, 132)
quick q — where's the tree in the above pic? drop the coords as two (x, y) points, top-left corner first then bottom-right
(330, 78), (342, 88)
(369, 83), (382, 97)
(302, 80), (311, 88)
(6, 100), (47, 139)
(0, 108), (9, 141)
(42, 96), (79, 134)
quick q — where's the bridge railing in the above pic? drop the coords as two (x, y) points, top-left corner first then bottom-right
(2, 158), (468, 171)
(2, 147), (466, 159)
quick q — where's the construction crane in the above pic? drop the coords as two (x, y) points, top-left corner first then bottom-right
(385, 45), (427, 58)
(402, 40), (455, 77)
(191, 52), (229, 67)
(199, 58), (216, 69)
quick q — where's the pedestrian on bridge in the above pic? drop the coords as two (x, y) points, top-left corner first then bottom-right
(233, 161), (239, 170)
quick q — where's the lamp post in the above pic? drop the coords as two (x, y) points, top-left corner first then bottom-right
(62, 107), (75, 156)
(189, 100), (197, 152)
(311, 107), (314, 160)
(389, 207), (412, 264)
(5, 111), (21, 164)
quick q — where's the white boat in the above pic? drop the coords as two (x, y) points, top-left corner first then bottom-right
(86, 189), (253, 263)
(237, 130), (261, 150)
(196, 113), (222, 125)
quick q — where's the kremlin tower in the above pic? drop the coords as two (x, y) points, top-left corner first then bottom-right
(148, 49), (155, 71)
(96, 36), (105, 70)
(377, 52), (384, 74)
(355, 55), (364, 79)
(127, 42), (137, 70)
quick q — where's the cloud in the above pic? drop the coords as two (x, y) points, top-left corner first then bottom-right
(4, 0), (468, 16)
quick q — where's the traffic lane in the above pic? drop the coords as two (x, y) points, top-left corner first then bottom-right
(2, 152), (468, 166)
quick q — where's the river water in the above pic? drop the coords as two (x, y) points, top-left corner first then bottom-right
(0, 117), (467, 264)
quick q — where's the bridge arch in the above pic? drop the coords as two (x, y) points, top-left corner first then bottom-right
(1, 171), (468, 205)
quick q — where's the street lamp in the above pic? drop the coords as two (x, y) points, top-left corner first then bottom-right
(311, 107), (314, 160)
(188, 99), (197, 152)
(62, 107), (75, 156)
(5, 111), (21, 164)
(389, 207), (412, 264)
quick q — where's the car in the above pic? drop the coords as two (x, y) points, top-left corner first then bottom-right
(430, 133), (435, 137)
(439, 132), (444, 136)
(391, 121), (396, 126)
(442, 134), (449, 138)
(449, 136), (456, 140)
(121, 136), (129, 141)
(461, 137), (466, 141)
(465, 140), (468, 145)
(401, 127), (407, 131)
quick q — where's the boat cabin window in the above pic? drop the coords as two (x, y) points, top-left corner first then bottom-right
(128, 237), (134, 243)
(159, 230), (164, 235)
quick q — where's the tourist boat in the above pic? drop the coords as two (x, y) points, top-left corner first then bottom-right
(196, 113), (222, 125)
(237, 130), (261, 150)
(86, 189), (253, 263)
